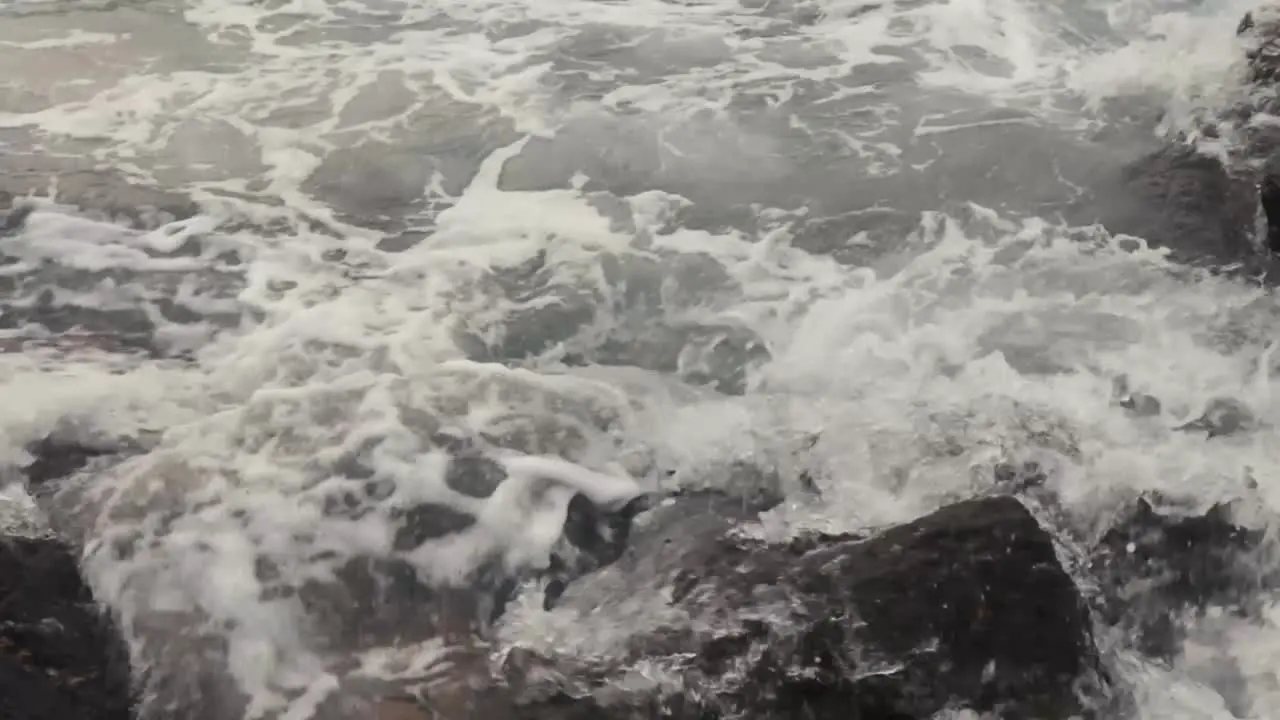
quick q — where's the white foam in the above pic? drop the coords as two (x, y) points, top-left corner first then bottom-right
(1066, 0), (1258, 126)
(0, 485), (46, 536)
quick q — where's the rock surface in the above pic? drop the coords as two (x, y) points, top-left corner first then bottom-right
(1091, 496), (1273, 662)
(0, 534), (133, 720)
(495, 494), (1110, 720)
(1084, 144), (1261, 268)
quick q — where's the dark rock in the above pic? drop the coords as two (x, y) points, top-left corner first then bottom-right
(1172, 397), (1257, 438)
(1110, 375), (1163, 418)
(507, 495), (1108, 720)
(993, 460), (1049, 493)
(296, 556), (445, 651)
(1225, 8), (1280, 262)
(542, 493), (651, 610)
(0, 203), (33, 237)
(1240, 10), (1257, 37)
(21, 434), (125, 488)
(1086, 144), (1260, 268)
(0, 535), (133, 720)
(392, 504), (477, 550)
(560, 493), (641, 564)
(1090, 496), (1269, 661)
(1261, 173), (1280, 253)
(296, 488), (656, 654)
(1119, 393), (1162, 417)
(445, 452), (508, 499)
(1239, 8), (1280, 84)
(681, 496), (1105, 719)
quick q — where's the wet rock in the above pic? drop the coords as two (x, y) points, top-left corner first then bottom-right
(297, 556), (448, 651)
(1109, 375), (1162, 418)
(392, 503), (477, 550)
(1238, 7), (1280, 84)
(444, 452), (508, 499)
(300, 489), (654, 653)
(20, 434), (119, 488)
(1091, 496), (1269, 661)
(0, 202), (33, 237)
(675, 323), (772, 396)
(1261, 173), (1280, 253)
(588, 322), (772, 396)
(542, 493), (651, 610)
(1119, 393), (1162, 417)
(992, 459), (1049, 493)
(1087, 144), (1260, 268)
(1172, 397), (1257, 438)
(1224, 8), (1280, 262)
(303, 142), (434, 230)
(0, 535), (133, 720)
(508, 495), (1109, 720)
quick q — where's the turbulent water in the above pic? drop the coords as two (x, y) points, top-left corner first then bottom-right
(4, 0), (1280, 717)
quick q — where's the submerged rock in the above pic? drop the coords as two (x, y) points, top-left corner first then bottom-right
(1119, 393), (1162, 417)
(1172, 397), (1258, 438)
(20, 433), (123, 488)
(501, 495), (1110, 720)
(0, 535), (133, 720)
(0, 161), (198, 231)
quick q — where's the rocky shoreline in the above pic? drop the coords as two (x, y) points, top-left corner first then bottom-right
(4, 431), (1276, 720)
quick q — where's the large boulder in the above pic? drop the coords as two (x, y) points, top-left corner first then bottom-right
(493, 494), (1111, 720)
